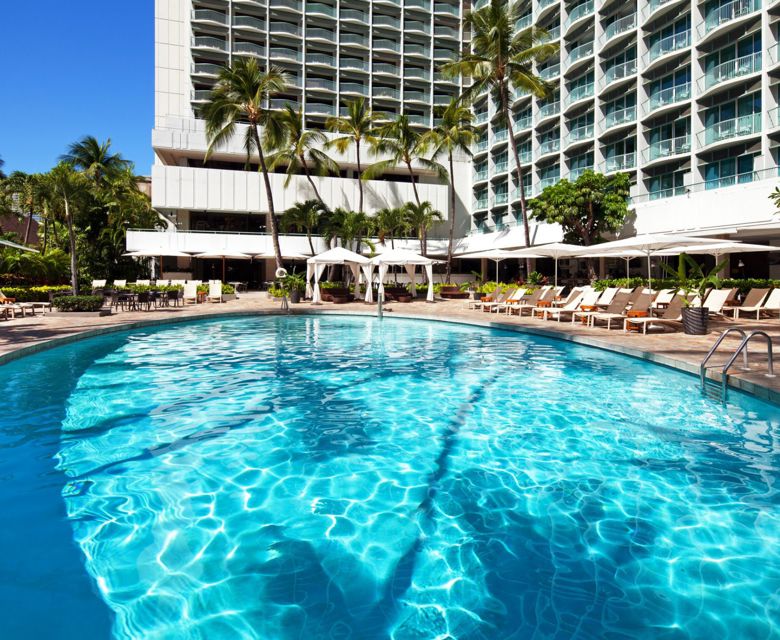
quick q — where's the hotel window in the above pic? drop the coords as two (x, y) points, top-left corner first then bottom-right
(704, 153), (756, 189)
(648, 171), (686, 199)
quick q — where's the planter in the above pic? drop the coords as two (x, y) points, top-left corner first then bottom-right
(290, 290), (301, 304)
(439, 286), (469, 300)
(681, 306), (709, 335)
(222, 293), (237, 302)
(331, 295), (351, 304)
(396, 295), (412, 303)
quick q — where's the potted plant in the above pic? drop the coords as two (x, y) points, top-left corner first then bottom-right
(281, 271), (306, 303)
(661, 253), (728, 335)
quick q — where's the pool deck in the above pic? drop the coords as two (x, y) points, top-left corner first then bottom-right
(3, 293), (780, 403)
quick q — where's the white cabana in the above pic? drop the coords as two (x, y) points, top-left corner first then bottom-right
(306, 247), (369, 304)
(512, 243), (586, 286)
(371, 248), (440, 303)
(576, 233), (728, 291)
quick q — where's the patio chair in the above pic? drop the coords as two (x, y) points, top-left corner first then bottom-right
(183, 283), (198, 304)
(506, 287), (549, 316)
(490, 287), (531, 313)
(624, 295), (685, 334)
(541, 288), (601, 321)
(468, 286), (501, 310)
(208, 281), (223, 303)
(0, 290), (35, 317)
(650, 289), (675, 310)
(730, 288), (780, 319)
(702, 288), (737, 319)
(595, 287), (619, 308)
(113, 279), (127, 288)
(473, 288), (510, 311)
(574, 290), (631, 326)
(137, 291), (152, 311)
(483, 287), (524, 312)
(91, 279), (107, 290)
(136, 279), (151, 286)
(723, 288), (769, 319)
(167, 289), (182, 307)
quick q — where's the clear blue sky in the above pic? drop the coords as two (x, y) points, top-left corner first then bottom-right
(0, 1), (154, 176)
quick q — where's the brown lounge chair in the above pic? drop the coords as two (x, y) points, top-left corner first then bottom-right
(590, 292), (654, 330)
(573, 290), (632, 326)
(506, 286), (552, 316)
(624, 295), (685, 334)
(723, 288), (772, 320)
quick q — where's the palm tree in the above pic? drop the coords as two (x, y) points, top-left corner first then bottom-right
(443, 0), (557, 273)
(48, 163), (89, 294)
(404, 201), (443, 256)
(201, 58), (288, 269)
(281, 199), (325, 255)
(60, 136), (131, 185)
(0, 156), (6, 180)
(423, 101), (478, 281)
(374, 206), (409, 249)
(322, 208), (374, 254)
(365, 114), (446, 207)
(326, 97), (381, 213)
(269, 106), (339, 205)
(3, 171), (41, 245)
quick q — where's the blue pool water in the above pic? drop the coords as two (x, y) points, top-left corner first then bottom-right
(1, 316), (779, 639)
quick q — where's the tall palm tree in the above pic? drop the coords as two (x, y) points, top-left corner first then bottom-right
(322, 208), (374, 254)
(443, 0), (557, 273)
(404, 201), (443, 256)
(374, 206), (409, 249)
(49, 163), (89, 294)
(365, 114), (446, 206)
(269, 106), (339, 205)
(281, 199), (325, 255)
(326, 97), (381, 213)
(0, 156), (6, 180)
(423, 101), (478, 281)
(3, 171), (40, 245)
(60, 136), (131, 185)
(201, 58), (288, 269)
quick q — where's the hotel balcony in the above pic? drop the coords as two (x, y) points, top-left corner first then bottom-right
(643, 135), (691, 164)
(604, 152), (636, 172)
(698, 52), (761, 95)
(538, 101), (561, 120)
(568, 123), (594, 143)
(698, 0), (761, 40)
(697, 113), (761, 148)
(601, 13), (636, 48)
(564, 1), (594, 35)
(647, 83), (691, 114)
(601, 60), (637, 90)
(539, 139), (561, 156)
(603, 105), (636, 130)
(644, 31), (690, 67)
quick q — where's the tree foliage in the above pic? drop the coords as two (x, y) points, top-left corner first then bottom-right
(528, 170), (631, 246)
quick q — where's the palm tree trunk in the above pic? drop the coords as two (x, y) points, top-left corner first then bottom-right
(300, 154), (324, 204)
(64, 197), (78, 294)
(251, 125), (283, 270)
(356, 139), (364, 213)
(446, 151), (455, 282)
(503, 82), (532, 276)
(42, 213), (48, 254)
(419, 227), (424, 255)
(306, 230), (315, 256)
(23, 205), (34, 245)
(406, 161), (421, 206)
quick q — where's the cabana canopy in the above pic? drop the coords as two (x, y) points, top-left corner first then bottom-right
(370, 249), (439, 303)
(306, 247), (369, 303)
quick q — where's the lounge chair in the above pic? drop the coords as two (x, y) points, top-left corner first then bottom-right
(91, 279), (107, 290)
(543, 288), (601, 321)
(624, 295), (685, 334)
(136, 279), (151, 286)
(183, 283), (198, 304)
(468, 286), (500, 310)
(490, 287), (532, 313)
(484, 287), (524, 313)
(724, 288), (771, 319)
(595, 287), (619, 308)
(0, 290), (36, 317)
(650, 289), (675, 310)
(113, 279), (127, 288)
(574, 291), (631, 326)
(590, 292), (654, 330)
(208, 280), (223, 303)
(701, 288), (737, 319)
(473, 288), (510, 311)
(506, 287), (551, 316)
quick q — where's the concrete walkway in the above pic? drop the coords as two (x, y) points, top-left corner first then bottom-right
(2, 292), (779, 403)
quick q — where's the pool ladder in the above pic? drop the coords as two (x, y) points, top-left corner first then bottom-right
(700, 329), (775, 402)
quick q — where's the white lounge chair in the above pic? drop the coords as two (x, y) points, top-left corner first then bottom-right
(574, 290), (632, 326)
(507, 286), (553, 316)
(731, 288), (780, 319)
(624, 295), (685, 334)
(542, 288), (600, 321)
(113, 279), (127, 288)
(135, 279), (151, 286)
(183, 283), (198, 304)
(702, 288), (737, 319)
(484, 287), (524, 312)
(650, 289), (675, 310)
(208, 280), (223, 303)
(91, 279), (107, 290)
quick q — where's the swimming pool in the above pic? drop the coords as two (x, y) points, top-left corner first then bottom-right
(2, 315), (778, 639)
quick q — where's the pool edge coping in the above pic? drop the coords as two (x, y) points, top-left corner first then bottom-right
(3, 308), (778, 406)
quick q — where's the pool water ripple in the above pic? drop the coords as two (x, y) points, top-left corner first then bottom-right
(2, 315), (780, 639)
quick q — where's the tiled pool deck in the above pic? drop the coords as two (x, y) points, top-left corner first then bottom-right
(3, 293), (779, 403)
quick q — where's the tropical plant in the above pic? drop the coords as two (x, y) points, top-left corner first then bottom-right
(423, 100), (478, 280)
(0, 248), (70, 285)
(51, 295), (104, 312)
(326, 97), (381, 213)
(2, 171), (42, 245)
(0, 156), (5, 180)
(322, 207), (375, 254)
(281, 199), (326, 255)
(374, 206), (409, 249)
(443, 0), (557, 273)
(200, 58), (288, 268)
(48, 162), (90, 294)
(268, 106), (339, 204)
(365, 114), (446, 207)
(404, 201), (443, 256)
(60, 136), (131, 186)
(660, 253), (728, 308)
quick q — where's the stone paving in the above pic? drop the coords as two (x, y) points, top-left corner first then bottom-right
(2, 292), (779, 402)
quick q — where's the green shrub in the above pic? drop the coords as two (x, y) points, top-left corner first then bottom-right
(593, 277), (780, 293)
(268, 285), (286, 298)
(196, 284), (235, 294)
(117, 284), (184, 294)
(51, 295), (104, 312)
(0, 285), (72, 302)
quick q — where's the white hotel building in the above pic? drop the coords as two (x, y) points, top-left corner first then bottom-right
(135, 0), (780, 283)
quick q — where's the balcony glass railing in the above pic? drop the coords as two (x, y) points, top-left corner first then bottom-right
(192, 89), (211, 101)
(475, 140), (489, 152)
(374, 15), (400, 28)
(705, 169), (762, 190)
(434, 48), (457, 59)
(341, 33), (368, 46)
(192, 63), (223, 76)
(494, 161), (509, 172)
(405, 90), (430, 101)
(408, 114), (430, 125)
(233, 15), (265, 30)
(569, 124), (593, 141)
(341, 9), (366, 21)
(566, 83), (594, 106)
(565, 1), (594, 30)
(374, 39), (401, 51)
(405, 20), (431, 33)
(435, 25), (459, 38)
(374, 63), (398, 75)
(494, 129), (508, 142)
(699, 113), (761, 146)
(515, 115), (532, 130)
(270, 0), (302, 10)
(703, 51), (761, 90)
(570, 166), (592, 180)
(604, 105), (636, 128)
(539, 0), (558, 8)
(474, 169), (488, 181)
(405, 67), (430, 80)
(648, 82), (691, 111)
(270, 98), (300, 110)
(538, 176), (560, 191)
(307, 2), (336, 17)
(516, 14), (532, 30)
(603, 60), (636, 87)
(518, 151), (532, 164)
(547, 26), (561, 40)
(192, 9), (228, 24)
(340, 58), (368, 71)
(406, 44), (430, 56)
(567, 42), (594, 65)
(435, 2), (459, 15)
(474, 199), (489, 210)
(604, 153), (636, 172)
(647, 135), (691, 161)
(341, 83), (368, 95)
(235, 41), (264, 56)
(475, 112), (489, 125)
(309, 77), (335, 91)
(406, 0), (431, 9)
(648, 185), (686, 200)
(604, 13), (636, 42)
(647, 31), (690, 62)
(308, 103), (337, 116)
(493, 193), (510, 205)
(646, 0), (678, 16)
(702, 0), (760, 35)
(373, 86), (400, 99)
(539, 101), (560, 118)
(309, 27), (336, 40)
(307, 53), (335, 66)
(270, 47), (301, 61)
(539, 63), (561, 80)
(539, 139), (560, 155)
(192, 37), (227, 51)
(270, 21), (300, 35)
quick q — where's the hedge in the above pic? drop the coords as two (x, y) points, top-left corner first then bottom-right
(196, 283), (235, 295)
(51, 295), (105, 312)
(593, 278), (780, 293)
(0, 285), (72, 302)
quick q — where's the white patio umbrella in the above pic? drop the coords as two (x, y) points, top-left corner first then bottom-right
(371, 248), (441, 303)
(573, 248), (647, 280)
(655, 241), (780, 263)
(0, 238), (39, 253)
(511, 243), (586, 287)
(307, 247), (369, 304)
(253, 250), (311, 261)
(457, 248), (545, 281)
(194, 251), (252, 281)
(576, 233), (727, 291)
(123, 249), (193, 279)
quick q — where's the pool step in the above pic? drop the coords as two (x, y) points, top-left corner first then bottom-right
(701, 377), (723, 403)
